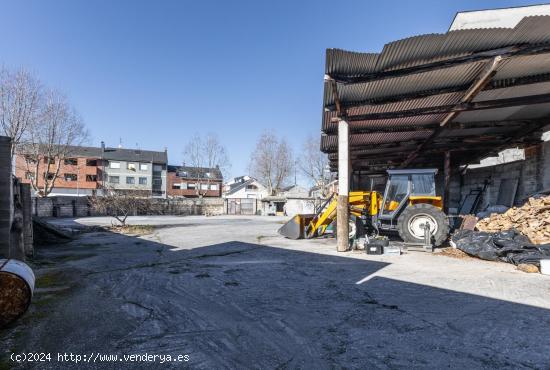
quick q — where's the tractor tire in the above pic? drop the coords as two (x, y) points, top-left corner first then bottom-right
(397, 204), (449, 246)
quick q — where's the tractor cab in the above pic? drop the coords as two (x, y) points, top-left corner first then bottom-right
(379, 169), (439, 219)
(377, 169), (447, 244)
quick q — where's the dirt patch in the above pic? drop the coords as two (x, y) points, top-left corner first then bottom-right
(109, 224), (155, 235)
(517, 264), (540, 273)
(436, 247), (472, 259)
(256, 235), (268, 243)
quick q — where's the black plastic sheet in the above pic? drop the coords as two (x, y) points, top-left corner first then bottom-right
(451, 229), (550, 266)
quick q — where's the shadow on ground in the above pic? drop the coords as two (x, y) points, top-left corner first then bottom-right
(1, 221), (549, 369)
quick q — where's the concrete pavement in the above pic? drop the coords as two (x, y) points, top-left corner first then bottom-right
(2, 215), (550, 369)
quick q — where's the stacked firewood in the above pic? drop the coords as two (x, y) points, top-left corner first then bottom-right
(476, 196), (550, 244)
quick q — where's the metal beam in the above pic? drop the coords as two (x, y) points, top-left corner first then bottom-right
(324, 119), (529, 135)
(329, 43), (550, 84)
(401, 56), (503, 167)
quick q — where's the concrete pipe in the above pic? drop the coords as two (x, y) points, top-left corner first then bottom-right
(0, 259), (35, 327)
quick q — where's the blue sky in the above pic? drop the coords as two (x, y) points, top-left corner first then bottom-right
(0, 0), (543, 179)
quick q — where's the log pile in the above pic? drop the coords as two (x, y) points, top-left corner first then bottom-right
(476, 196), (550, 244)
(0, 271), (32, 327)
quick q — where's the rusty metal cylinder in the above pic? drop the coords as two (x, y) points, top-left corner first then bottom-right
(0, 259), (35, 327)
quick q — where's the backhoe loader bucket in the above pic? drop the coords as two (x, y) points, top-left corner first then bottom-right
(278, 214), (315, 239)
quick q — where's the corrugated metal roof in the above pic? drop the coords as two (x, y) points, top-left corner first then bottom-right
(322, 12), (550, 172)
(323, 61), (485, 106)
(325, 16), (550, 76)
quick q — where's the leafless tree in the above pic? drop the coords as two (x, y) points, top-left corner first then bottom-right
(19, 91), (88, 197)
(90, 188), (155, 226)
(0, 67), (42, 156)
(183, 133), (230, 197)
(299, 135), (331, 197)
(249, 131), (294, 195)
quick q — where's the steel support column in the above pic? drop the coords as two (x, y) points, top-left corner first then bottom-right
(337, 120), (349, 252)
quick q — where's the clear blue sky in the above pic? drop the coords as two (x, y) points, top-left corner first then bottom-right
(0, 0), (543, 179)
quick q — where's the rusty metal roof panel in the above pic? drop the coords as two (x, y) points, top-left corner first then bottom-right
(323, 115), (445, 134)
(454, 81), (550, 122)
(321, 130), (433, 151)
(326, 61), (485, 107)
(348, 92), (463, 115)
(495, 53), (550, 79)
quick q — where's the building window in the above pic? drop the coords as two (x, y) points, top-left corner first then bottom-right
(153, 178), (162, 186)
(181, 182), (187, 189)
(86, 159), (98, 166)
(200, 183), (208, 190)
(127, 163), (137, 171)
(172, 184), (180, 190)
(210, 184), (219, 191)
(109, 176), (120, 184)
(45, 172), (55, 180)
(64, 173), (77, 182)
(24, 155), (37, 164)
(109, 161), (120, 169)
(139, 177), (147, 185)
(44, 157), (54, 164)
(188, 183), (196, 189)
(126, 177), (135, 184)
(139, 163), (148, 171)
(246, 184), (258, 191)
(153, 164), (162, 171)
(86, 175), (97, 182)
(64, 158), (78, 166)
(25, 172), (34, 180)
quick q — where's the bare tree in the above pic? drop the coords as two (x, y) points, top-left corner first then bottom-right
(0, 67), (42, 156)
(299, 135), (330, 197)
(183, 133), (230, 197)
(249, 131), (294, 195)
(90, 188), (155, 226)
(19, 91), (88, 197)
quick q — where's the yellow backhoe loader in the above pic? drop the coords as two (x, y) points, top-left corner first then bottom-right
(278, 169), (450, 246)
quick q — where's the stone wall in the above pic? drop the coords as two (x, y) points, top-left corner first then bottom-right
(0, 134), (33, 260)
(0, 136), (12, 258)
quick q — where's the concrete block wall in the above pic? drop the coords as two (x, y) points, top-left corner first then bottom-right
(34, 197), (91, 218)
(33, 196), (224, 217)
(34, 197), (54, 218)
(154, 198), (224, 216)
(458, 141), (549, 210)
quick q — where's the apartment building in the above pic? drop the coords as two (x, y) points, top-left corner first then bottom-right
(167, 165), (223, 197)
(15, 146), (103, 197)
(15, 143), (168, 198)
(102, 145), (167, 198)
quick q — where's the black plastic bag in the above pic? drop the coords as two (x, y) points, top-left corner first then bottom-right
(451, 229), (550, 266)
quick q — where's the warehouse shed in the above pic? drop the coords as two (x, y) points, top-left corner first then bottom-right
(322, 5), (550, 249)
